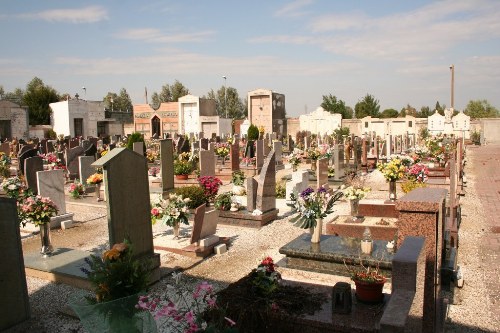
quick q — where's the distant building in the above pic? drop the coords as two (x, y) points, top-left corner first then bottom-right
(248, 88), (286, 136)
(50, 98), (132, 138)
(299, 107), (341, 135)
(178, 94), (231, 137)
(133, 102), (179, 139)
(0, 100), (29, 140)
(427, 109), (470, 138)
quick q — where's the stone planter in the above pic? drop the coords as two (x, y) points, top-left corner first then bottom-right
(354, 279), (386, 303)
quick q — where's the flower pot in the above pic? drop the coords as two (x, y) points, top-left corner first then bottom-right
(309, 218), (322, 243)
(40, 223), (53, 256)
(350, 199), (360, 218)
(354, 279), (386, 303)
(175, 174), (188, 180)
(388, 180), (397, 202)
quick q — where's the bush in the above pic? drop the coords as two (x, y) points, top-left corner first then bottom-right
(126, 132), (146, 154)
(247, 124), (259, 141)
(231, 170), (246, 186)
(173, 160), (193, 175)
(46, 128), (57, 139)
(174, 186), (206, 209)
(214, 192), (233, 211)
(276, 181), (286, 199)
(470, 130), (481, 144)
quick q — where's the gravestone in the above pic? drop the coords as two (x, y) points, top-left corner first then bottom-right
(0, 198), (30, 331)
(190, 205), (219, 245)
(18, 148), (38, 175)
(176, 137), (185, 154)
(263, 138), (271, 157)
(78, 156), (96, 186)
(133, 141), (144, 156)
(361, 139), (368, 166)
(209, 142), (216, 152)
(37, 169), (74, 228)
(199, 150), (215, 177)
(18, 144), (35, 157)
(273, 141), (283, 166)
(88, 137), (98, 148)
(229, 143), (239, 171)
(200, 138), (209, 150)
(81, 140), (92, 151)
(65, 146), (85, 180)
(386, 135), (392, 156)
(246, 177), (258, 212)
(286, 170), (309, 201)
(256, 140), (264, 168)
(46, 140), (56, 153)
(0, 142), (10, 155)
(84, 143), (97, 157)
(92, 148), (160, 282)
(316, 157), (329, 189)
(255, 150), (276, 212)
(39, 139), (48, 154)
(333, 144), (345, 180)
(160, 139), (174, 191)
(24, 156), (44, 194)
(287, 135), (293, 152)
(69, 138), (79, 149)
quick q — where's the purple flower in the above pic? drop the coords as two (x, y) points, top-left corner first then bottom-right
(300, 187), (314, 198)
(317, 187), (327, 194)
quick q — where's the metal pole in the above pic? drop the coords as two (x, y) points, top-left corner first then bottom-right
(223, 76), (227, 118)
(450, 64), (454, 110)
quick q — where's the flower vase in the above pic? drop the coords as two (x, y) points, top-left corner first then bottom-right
(389, 180), (397, 202)
(311, 161), (317, 172)
(173, 223), (180, 239)
(292, 165), (297, 172)
(221, 157), (225, 166)
(95, 183), (102, 202)
(40, 223), (53, 256)
(309, 218), (323, 243)
(350, 199), (360, 220)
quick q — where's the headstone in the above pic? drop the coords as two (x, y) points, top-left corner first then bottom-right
(18, 148), (38, 175)
(88, 137), (98, 148)
(333, 144), (345, 180)
(37, 169), (67, 216)
(286, 170), (308, 201)
(263, 138), (271, 157)
(256, 140), (264, 168)
(39, 139), (48, 154)
(69, 138), (79, 149)
(361, 139), (368, 166)
(92, 148), (160, 282)
(176, 137), (185, 154)
(246, 176), (258, 212)
(133, 141), (144, 156)
(84, 143), (97, 157)
(190, 205), (220, 245)
(386, 135), (392, 156)
(287, 135), (293, 152)
(190, 204), (206, 244)
(81, 140), (92, 151)
(208, 142), (216, 152)
(273, 141), (283, 166)
(229, 143), (239, 171)
(0, 198), (30, 331)
(200, 138), (209, 150)
(255, 150), (276, 212)
(65, 146), (85, 180)
(316, 157), (329, 189)
(374, 137), (379, 158)
(24, 156), (44, 194)
(18, 144), (35, 157)
(78, 156), (96, 186)
(0, 142), (10, 155)
(160, 139), (174, 191)
(199, 150), (215, 177)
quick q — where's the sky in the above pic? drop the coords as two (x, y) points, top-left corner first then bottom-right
(1, 0), (499, 117)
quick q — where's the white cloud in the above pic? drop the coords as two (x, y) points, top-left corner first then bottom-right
(18, 5), (108, 23)
(275, 0), (314, 18)
(115, 29), (215, 43)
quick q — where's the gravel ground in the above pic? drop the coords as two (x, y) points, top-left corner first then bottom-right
(7, 160), (499, 332)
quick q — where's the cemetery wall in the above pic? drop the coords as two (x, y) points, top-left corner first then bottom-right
(481, 118), (500, 143)
(0, 100), (29, 139)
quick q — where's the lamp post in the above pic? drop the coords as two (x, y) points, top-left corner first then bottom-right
(222, 75), (227, 118)
(450, 64), (454, 110)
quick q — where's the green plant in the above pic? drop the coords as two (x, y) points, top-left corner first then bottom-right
(250, 257), (281, 296)
(174, 160), (193, 175)
(214, 192), (233, 211)
(418, 127), (430, 142)
(126, 132), (145, 154)
(344, 259), (386, 284)
(247, 124), (259, 141)
(46, 128), (57, 139)
(470, 130), (481, 144)
(174, 186), (207, 209)
(231, 170), (246, 186)
(275, 181), (286, 199)
(80, 239), (150, 303)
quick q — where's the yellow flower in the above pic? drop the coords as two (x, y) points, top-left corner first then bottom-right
(112, 242), (128, 253)
(102, 248), (121, 261)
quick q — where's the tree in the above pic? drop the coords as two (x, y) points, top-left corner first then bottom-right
(153, 80), (190, 104)
(23, 77), (60, 125)
(3, 87), (24, 103)
(400, 104), (417, 117)
(380, 109), (399, 118)
(321, 94), (350, 119)
(103, 88), (133, 112)
(417, 106), (432, 118)
(206, 86), (246, 119)
(435, 101), (446, 116)
(333, 127), (350, 142)
(0, 85), (4, 99)
(354, 94), (380, 118)
(464, 99), (499, 119)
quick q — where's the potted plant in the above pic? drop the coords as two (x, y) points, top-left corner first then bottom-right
(345, 260), (386, 303)
(197, 176), (223, 203)
(174, 160), (193, 180)
(71, 240), (156, 333)
(0, 152), (12, 178)
(150, 193), (190, 239)
(215, 143), (230, 165)
(231, 170), (246, 195)
(214, 191), (233, 211)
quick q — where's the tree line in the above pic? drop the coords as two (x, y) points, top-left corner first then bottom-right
(320, 93), (499, 120)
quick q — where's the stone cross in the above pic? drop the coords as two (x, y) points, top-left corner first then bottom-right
(333, 144), (345, 180)
(286, 170), (308, 201)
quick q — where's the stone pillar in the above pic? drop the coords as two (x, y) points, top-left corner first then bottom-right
(160, 139), (174, 191)
(333, 144), (345, 180)
(395, 188), (447, 333)
(230, 143), (239, 171)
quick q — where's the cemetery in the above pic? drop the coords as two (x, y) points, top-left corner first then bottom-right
(1, 120), (499, 333)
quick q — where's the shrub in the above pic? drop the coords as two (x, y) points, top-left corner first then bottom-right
(231, 170), (246, 186)
(126, 132), (146, 154)
(46, 128), (57, 139)
(214, 192), (233, 211)
(174, 186), (207, 209)
(276, 181), (286, 199)
(247, 124), (259, 141)
(173, 160), (193, 175)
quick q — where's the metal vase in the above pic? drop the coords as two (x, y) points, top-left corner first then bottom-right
(40, 223), (54, 256)
(389, 180), (397, 202)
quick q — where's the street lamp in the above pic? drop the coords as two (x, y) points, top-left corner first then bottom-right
(449, 64), (454, 110)
(222, 75), (227, 118)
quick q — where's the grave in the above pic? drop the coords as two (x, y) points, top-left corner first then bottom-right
(325, 215), (398, 242)
(24, 156), (43, 194)
(36, 169), (74, 229)
(18, 148), (38, 175)
(160, 139), (174, 192)
(0, 142), (11, 155)
(133, 141), (144, 156)
(316, 157), (329, 189)
(65, 146), (85, 180)
(285, 170), (308, 202)
(199, 149), (215, 177)
(78, 156), (96, 189)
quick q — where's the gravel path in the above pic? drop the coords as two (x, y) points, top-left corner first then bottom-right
(8, 158), (499, 332)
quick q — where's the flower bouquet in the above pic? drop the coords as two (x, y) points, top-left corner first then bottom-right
(407, 163), (429, 183)
(1, 176), (26, 199)
(39, 152), (66, 170)
(377, 158), (406, 182)
(86, 173), (103, 185)
(306, 148), (321, 161)
(0, 152), (11, 178)
(288, 151), (301, 171)
(68, 180), (85, 199)
(198, 176), (223, 203)
(250, 257), (282, 296)
(151, 193), (190, 238)
(342, 185), (371, 201)
(148, 166), (160, 177)
(18, 195), (58, 227)
(215, 143), (230, 164)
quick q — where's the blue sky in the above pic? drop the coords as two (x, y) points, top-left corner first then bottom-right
(1, 0), (499, 116)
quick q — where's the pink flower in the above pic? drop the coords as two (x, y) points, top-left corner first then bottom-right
(151, 208), (160, 216)
(184, 310), (195, 325)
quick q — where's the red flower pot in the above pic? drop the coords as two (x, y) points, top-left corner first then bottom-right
(175, 174), (189, 180)
(354, 279), (386, 303)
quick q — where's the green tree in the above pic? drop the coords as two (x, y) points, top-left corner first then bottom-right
(400, 104), (417, 117)
(435, 101), (446, 116)
(153, 80), (190, 104)
(417, 106), (432, 118)
(464, 99), (499, 119)
(321, 94), (351, 119)
(206, 86), (246, 119)
(354, 94), (380, 118)
(23, 77), (60, 125)
(380, 109), (399, 118)
(3, 87), (24, 103)
(0, 85), (4, 99)
(333, 127), (350, 142)
(103, 88), (133, 112)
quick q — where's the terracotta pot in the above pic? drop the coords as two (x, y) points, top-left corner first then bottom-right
(175, 174), (189, 180)
(354, 279), (385, 303)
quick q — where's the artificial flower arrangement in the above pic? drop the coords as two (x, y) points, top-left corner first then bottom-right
(306, 147), (321, 161)
(317, 144), (331, 159)
(178, 152), (191, 162)
(215, 143), (230, 159)
(18, 195), (58, 226)
(288, 151), (302, 167)
(251, 257), (282, 296)
(214, 191), (233, 211)
(342, 185), (371, 201)
(68, 180), (85, 199)
(1, 176), (25, 198)
(287, 187), (343, 229)
(0, 152), (12, 177)
(377, 158), (407, 181)
(148, 166), (160, 177)
(328, 166), (335, 178)
(39, 152), (66, 170)
(150, 193), (190, 227)
(86, 173), (103, 185)
(136, 272), (238, 333)
(145, 149), (159, 163)
(407, 163), (429, 183)
(241, 157), (256, 166)
(198, 176), (223, 203)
